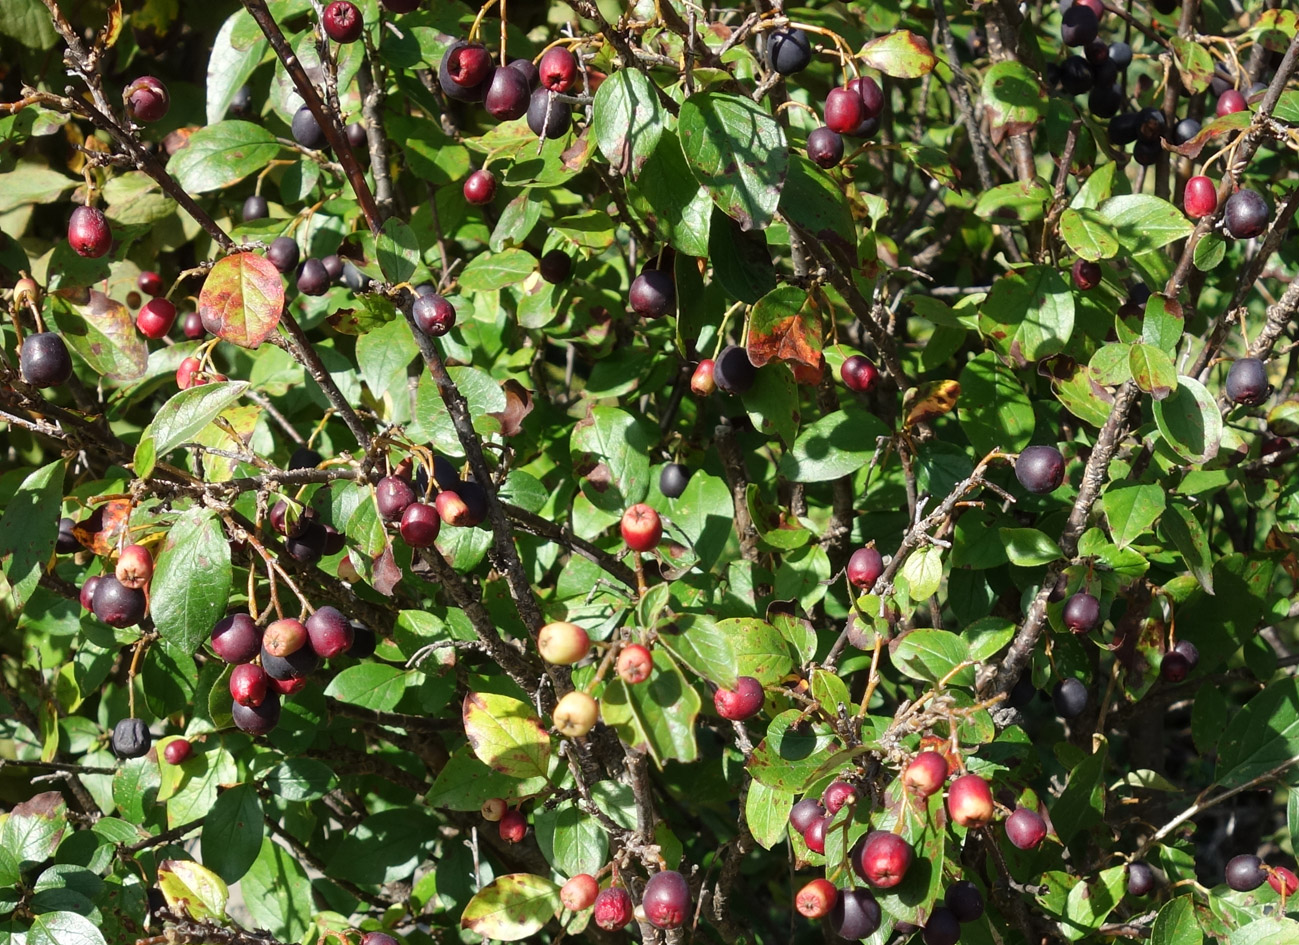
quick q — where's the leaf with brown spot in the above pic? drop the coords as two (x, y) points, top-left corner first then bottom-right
(373, 542), (402, 596)
(859, 30), (937, 79)
(72, 500), (133, 556)
(490, 380), (534, 437)
(48, 288), (148, 380)
(903, 380), (961, 428)
(747, 286), (823, 385)
(461, 692), (551, 780)
(198, 252), (284, 349)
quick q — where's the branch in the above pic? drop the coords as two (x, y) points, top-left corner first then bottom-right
(714, 419), (759, 562)
(501, 501), (637, 588)
(274, 313), (374, 451)
(120, 817), (204, 855)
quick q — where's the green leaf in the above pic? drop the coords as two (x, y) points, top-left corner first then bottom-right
(458, 247), (537, 291)
(1096, 195), (1195, 253)
(599, 657), (701, 766)
(1059, 207), (1120, 260)
(1102, 481), (1165, 549)
(0, 0), (59, 49)
(200, 784), (263, 884)
(663, 472), (734, 573)
(427, 745), (549, 811)
(0, 164), (76, 213)
(982, 61), (1047, 133)
(974, 178), (1050, 222)
(745, 780), (793, 850)
(998, 527), (1062, 566)
(460, 873), (560, 941)
(592, 69), (666, 178)
(1159, 502), (1214, 593)
(136, 381), (249, 468)
(777, 154), (855, 250)
(958, 351), (1035, 455)
(778, 402), (889, 483)
(535, 804), (608, 878)
(1129, 343), (1177, 400)
(1228, 919), (1299, 945)
(1063, 865), (1126, 941)
(1153, 375), (1221, 464)
(891, 629), (971, 685)
(709, 209), (777, 303)
(0, 461), (64, 610)
(656, 613), (737, 688)
(242, 837), (313, 940)
(47, 290), (148, 380)
(979, 266), (1075, 365)
(1216, 677), (1299, 789)
(207, 11), (267, 125)
(327, 808), (435, 885)
(157, 859), (229, 922)
(263, 758), (337, 802)
(490, 194), (542, 252)
(1151, 896), (1204, 945)
(355, 316), (418, 400)
(748, 711), (839, 792)
(1141, 295), (1183, 355)
(718, 617), (794, 684)
(112, 755), (160, 824)
(678, 91), (788, 231)
(859, 29), (937, 78)
(324, 663), (409, 712)
(570, 405), (654, 512)
(1170, 37), (1215, 94)
(1194, 233), (1227, 271)
(743, 360), (800, 447)
(1052, 745), (1107, 844)
(377, 218), (420, 284)
(168, 120), (281, 193)
(461, 691), (551, 780)
(26, 911), (106, 945)
(626, 129), (712, 255)
(0, 792), (68, 870)
(149, 508), (232, 656)
(901, 545), (943, 601)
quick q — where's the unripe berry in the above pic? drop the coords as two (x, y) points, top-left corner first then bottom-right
(322, 0), (363, 42)
(1005, 807), (1048, 849)
(125, 76), (170, 122)
(593, 887), (633, 930)
(163, 739), (192, 765)
(553, 691), (598, 737)
(1183, 176), (1217, 219)
(796, 878), (837, 918)
(115, 544), (154, 590)
(714, 676), (764, 721)
(481, 797), (507, 822)
(560, 874), (599, 911)
(68, 206), (112, 258)
(620, 503), (662, 552)
(642, 870), (690, 930)
(690, 359), (716, 395)
(616, 643), (654, 684)
(537, 621), (591, 665)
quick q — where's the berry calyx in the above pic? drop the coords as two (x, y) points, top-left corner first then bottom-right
(796, 878), (838, 918)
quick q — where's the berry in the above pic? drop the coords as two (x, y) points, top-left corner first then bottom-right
(1015, 445), (1066, 494)
(1160, 649), (1192, 683)
(182, 312), (205, 340)
(346, 122), (367, 149)
(56, 517), (79, 554)
(617, 644), (654, 684)
(264, 617), (308, 658)
(789, 798), (825, 834)
(361, 934), (400, 945)
(796, 878), (838, 918)
(1184, 176), (1217, 219)
(92, 576), (147, 628)
(399, 502), (441, 547)
(436, 483), (487, 527)
(137, 298), (177, 339)
(1226, 854), (1267, 891)
(560, 874), (599, 911)
(439, 42), (491, 101)
(1133, 138), (1161, 166)
(1226, 357), (1269, 405)
(767, 28), (811, 75)
(464, 169), (496, 206)
(260, 642), (320, 681)
(297, 258), (331, 296)
(1137, 107), (1167, 142)
(713, 344), (756, 395)
(125, 76), (170, 122)
(903, 750), (950, 797)
(946, 880), (984, 921)
(115, 544), (154, 590)
(538, 249), (572, 284)
(1005, 807), (1048, 849)
(830, 888), (881, 940)
(822, 780), (856, 814)
(1061, 4), (1099, 46)
(413, 293), (456, 336)
(660, 463), (692, 499)
(347, 622), (377, 658)
(1089, 84), (1123, 119)
(1268, 867), (1298, 896)
(1216, 89), (1247, 117)
(714, 676), (764, 721)
(1053, 677), (1089, 718)
(806, 127), (843, 168)
(1173, 639), (1200, 668)
(481, 797), (507, 821)
(803, 816), (827, 854)
(291, 106), (326, 150)
(1172, 117), (1201, 144)
(270, 499), (307, 538)
(1063, 592), (1100, 632)
(138, 271), (164, 296)
(538, 47), (578, 92)
(321, 252), (343, 281)
(68, 206), (112, 258)
(212, 614), (262, 663)
(1109, 41), (1133, 68)
(847, 76), (884, 119)
(499, 808), (527, 843)
(1109, 111), (1141, 145)
(20, 333), (73, 388)
(267, 237), (301, 274)
(630, 269), (675, 317)
(163, 739), (192, 765)
(854, 830), (914, 888)
(1225, 189), (1269, 239)
(593, 887), (633, 930)
(242, 194), (268, 222)
(527, 88), (571, 138)
(230, 662), (269, 707)
(232, 691), (281, 735)
(306, 606), (354, 658)
(824, 88), (864, 135)
(79, 576), (101, 611)
(621, 504), (662, 552)
(376, 475), (417, 521)
(847, 547), (884, 589)
(947, 773), (995, 828)
(642, 870), (689, 929)
(922, 907), (961, 945)
(288, 447), (323, 470)
(322, 1), (363, 43)
(553, 690), (598, 737)
(485, 66), (531, 121)
(840, 355), (878, 392)
(269, 675), (307, 697)
(1072, 258), (1101, 290)
(1127, 862), (1156, 896)
(1060, 56), (1093, 95)
(537, 621), (591, 665)
(690, 359), (716, 395)
(112, 718), (151, 759)
(285, 519), (327, 564)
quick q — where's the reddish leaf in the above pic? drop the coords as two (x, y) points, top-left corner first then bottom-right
(490, 380), (534, 437)
(903, 380), (961, 428)
(198, 252), (284, 349)
(72, 500), (133, 556)
(373, 543), (402, 596)
(747, 286), (823, 385)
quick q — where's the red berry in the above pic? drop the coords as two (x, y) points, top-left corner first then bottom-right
(1183, 175), (1217, 219)
(642, 870), (690, 930)
(538, 46), (579, 92)
(803, 816), (827, 854)
(1216, 88), (1247, 117)
(399, 501), (441, 547)
(796, 878), (838, 918)
(714, 675), (764, 721)
(902, 750), (950, 797)
(620, 503), (662, 552)
(264, 617), (309, 657)
(305, 605), (354, 659)
(847, 547), (884, 589)
(136, 298), (177, 339)
(560, 874), (599, 911)
(824, 88), (865, 135)
(854, 830), (914, 888)
(68, 206), (112, 258)
(230, 662), (269, 707)
(499, 808), (527, 843)
(1269, 866), (1299, 896)
(690, 359), (716, 395)
(822, 780), (856, 814)
(463, 169), (497, 205)
(840, 354), (878, 392)
(322, 0), (363, 42)
(593, 887), (633, 930)
(1071, 258), (1101, 290)
(617, 644), (654, 684)
(138, 271), (165, 296)
(163, 739), (192, 765)
(1005, 807), (1048, 849)
(115, 544), (154, 590)
(947, 773), (995, 828)
(125, 76), (170, 123)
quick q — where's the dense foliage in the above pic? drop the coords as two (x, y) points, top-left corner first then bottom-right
(1, 0), (1299, 943)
